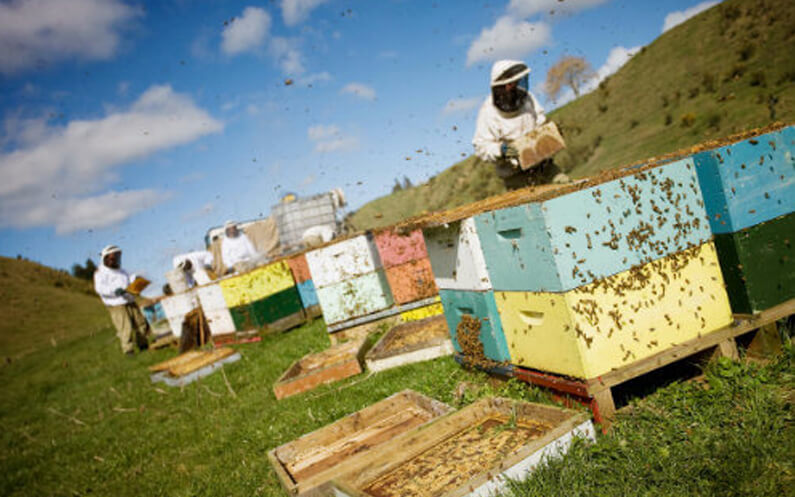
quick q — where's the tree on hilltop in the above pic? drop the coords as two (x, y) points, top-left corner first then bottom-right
(545, 56), (595, 101)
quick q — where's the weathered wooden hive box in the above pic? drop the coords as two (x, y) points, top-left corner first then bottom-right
(476, 158), (732, 379)
(148, 347), (240, 386)
(331, 397), (594, 497)
(423, 217), (511, 364)
(159, 291), (199, 337)
(693, 125), (795, 314)
(287, 253), (321, 317)
(273, 338), (368, 400)
(268, 390), (452, 495)
(219, 260), (304, 333)
(373, 228), (439, 305)
(195, 283), (237, 336)
(365, 315), (453, 372)
(307, 235), (394, 326)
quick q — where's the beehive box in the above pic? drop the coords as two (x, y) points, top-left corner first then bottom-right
(331, 397), (594, 497)
(268, 390), (453, 495)
(273, 338), (368, 400)
(315, 271), (394, 325)
(159, 291), (199, 337)
(400, 297), (444, 322)
(497, 242), (732, 379)
(195, 284), (236, 336)
(296, 279), (320, 311)
(149, 348), (240, 387)
(713, 213), (795, 314)
(373, 228), (429, 268)
(365, 315), (453, 372)
(305, 234), (383, 288)
(693, 125), (794, 235)
(228, 285), (304, 332)
(474, 158), (711, 292)
(423, 218), (492, 291)
(287, 253), (312, 284)
(513, 121), (566, 170)
(439, 289), (511, 363)
(218, 260), (295, 308)
(384, 258), (438, 305)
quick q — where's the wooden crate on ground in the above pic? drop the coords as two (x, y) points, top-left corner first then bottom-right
(331, 397), (594, 497)
(268, 390), (453, 495)
(365, 315), (453, 372)
(273, 339), (368, 400)
(149, 348), (241, 387)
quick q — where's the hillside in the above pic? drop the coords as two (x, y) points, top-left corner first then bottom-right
(350, 0), (795, 230)
(0, 256), (111, 360)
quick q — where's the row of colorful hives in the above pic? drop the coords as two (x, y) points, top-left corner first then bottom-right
(158, 228), (443, 339)
(419, 125), (793, 381)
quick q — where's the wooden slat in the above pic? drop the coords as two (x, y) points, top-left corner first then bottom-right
(168, 347), (236, 377)
(147, 350), (204, 372)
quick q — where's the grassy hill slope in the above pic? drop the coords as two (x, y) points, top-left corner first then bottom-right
(351, 0), (795, 230)
(0, 257), (110, 360)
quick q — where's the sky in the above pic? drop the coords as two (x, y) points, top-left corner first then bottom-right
(0, 0), (721, 295)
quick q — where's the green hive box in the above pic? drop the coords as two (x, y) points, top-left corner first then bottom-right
(230, 286), (304, 331)
(713, 213), (794, 314)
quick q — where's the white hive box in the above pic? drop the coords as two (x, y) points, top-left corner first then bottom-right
(306, 234), (383, 288)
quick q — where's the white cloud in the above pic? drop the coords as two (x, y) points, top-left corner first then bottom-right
(282, 0), (330, 26)
(0, 85), (223, 234)
(340, 83), (376, 101)
(297, 71), (332, 86)
(221, 7), (271, 55)
(508, 0), (607, 18)
(467, 16), (551, 66)
(0, 0), (139, 75)
(442, 97), (482, 116)
(307, 124), (359, 153)
(269, 36), (305, 74)
(662, 1), (719, 33)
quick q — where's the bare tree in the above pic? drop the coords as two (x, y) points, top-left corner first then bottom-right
(544, 56), (595, 101)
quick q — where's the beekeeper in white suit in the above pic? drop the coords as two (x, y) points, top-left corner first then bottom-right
(93, 245), (150, 355)
(472, 59), (570, 190)
(221, 220), (258, 274)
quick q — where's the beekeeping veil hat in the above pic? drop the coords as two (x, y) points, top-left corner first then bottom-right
(100, 245), (121, 258)
(490, 60), (530, 113)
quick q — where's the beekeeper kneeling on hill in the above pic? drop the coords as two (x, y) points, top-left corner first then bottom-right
(473, 59), (570, 190)
(221, 220), (259, 274)
(93, 245), (150, 355)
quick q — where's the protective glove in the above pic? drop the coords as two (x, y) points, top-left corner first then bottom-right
(114, 288), (126, 297)
(500, 142), (519, 159)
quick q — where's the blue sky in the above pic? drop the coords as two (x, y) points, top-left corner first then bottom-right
(0, 0), (720, 294)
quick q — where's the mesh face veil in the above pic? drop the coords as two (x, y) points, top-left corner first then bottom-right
(491, 62), (530, 113)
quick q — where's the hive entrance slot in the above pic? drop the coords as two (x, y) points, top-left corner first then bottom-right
(519, 310), (544, 326)
(498, 228), (522, 239)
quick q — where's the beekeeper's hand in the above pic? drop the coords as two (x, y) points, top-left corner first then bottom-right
(501, 142), (519, 159)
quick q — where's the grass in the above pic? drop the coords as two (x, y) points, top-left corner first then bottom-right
(1, 307), (792, 496)
(349, 0), (795, 231)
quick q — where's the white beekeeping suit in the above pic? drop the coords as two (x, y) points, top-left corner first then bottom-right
(94, 249), (134, 306)
(221, 221), (258, 272)
(472, 59), (547, 164)
(173, 250), (214, 287)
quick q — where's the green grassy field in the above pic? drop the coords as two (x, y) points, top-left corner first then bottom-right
(1, 312), (792, 497)
(350, 0), (795, 231)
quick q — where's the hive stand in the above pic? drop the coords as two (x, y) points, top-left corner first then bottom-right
(512, 298), (793, 427)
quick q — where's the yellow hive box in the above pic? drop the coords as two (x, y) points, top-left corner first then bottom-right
(219, 261), (295, 308)
(497, 242), (732, 379)
(400, 298), (443, 322)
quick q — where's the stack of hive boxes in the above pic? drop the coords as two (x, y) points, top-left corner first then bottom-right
(195, 283), (237, 337)
(159, 290), (199, 338)
(306, 234), (394, 329)
(286, 253), (321, 318)
(373, 228), (441, 320)
(424, 218), (511, 363)
(217, 260), (304, 333)
(693, 126), (795, 314)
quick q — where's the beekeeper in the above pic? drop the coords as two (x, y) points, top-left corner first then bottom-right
(173, 250), (214, 287)
(472, 59), (570, 190)
(221, 220), (258, 273)
(93, 245), (150, 355)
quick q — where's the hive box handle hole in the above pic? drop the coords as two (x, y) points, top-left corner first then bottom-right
(519, 310), (544, 326)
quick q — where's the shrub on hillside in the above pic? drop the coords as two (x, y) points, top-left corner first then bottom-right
(680, 113), (696, 127)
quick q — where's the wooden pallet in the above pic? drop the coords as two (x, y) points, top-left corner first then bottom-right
(268, 390), (453, 495)
(365, 315), (453, 372)
(514, 298), (794, 427)
(169, 347), (237, 377)
(148, 350), (204, 372)
(330, 397), (593, 497)
(273, 338), (368, 400)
